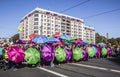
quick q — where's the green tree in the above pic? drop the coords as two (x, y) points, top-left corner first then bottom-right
(9, 33), (19, 42)
(108, 37), (120, 45)
(95, 33), (107, 43)
(116, 38), (120, 45)
(96, 33), (120, 45)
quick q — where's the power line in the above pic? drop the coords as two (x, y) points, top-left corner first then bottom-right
(83, 8), (120, 19)
(60, 0), (90, 13)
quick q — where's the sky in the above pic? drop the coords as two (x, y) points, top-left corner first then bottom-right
(0, 0), (120, 38)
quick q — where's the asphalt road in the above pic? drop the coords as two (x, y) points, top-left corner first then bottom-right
(0, 57), (120, 77)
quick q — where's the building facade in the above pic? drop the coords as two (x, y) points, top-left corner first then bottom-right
(19, 8), (95, 43)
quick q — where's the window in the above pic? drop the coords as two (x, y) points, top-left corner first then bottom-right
(47, 20), (49, 22)
(34, 26), (38, 29)
(47, 35), (50, 37)
(47, 16), (50, 18)
(79, 26), (82, 28)
(26, 25), (28, 27)
(44, 23), (46, 25)
(47, 31), (50, 34)
(61, 29), (65, 31)
(55, 29), (58, 31)
(34, 22), (38, 25)
(34, 14), (39, 17)
(34, 30), (38, 33)
(34, 18), (38, 21)
(47, 27), (50, 29)
(61, 26), (65, 28)
(44, 27), (46, 29)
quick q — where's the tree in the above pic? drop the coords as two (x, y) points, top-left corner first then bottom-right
(95, 33), (107, 43)
(9, 33), (19, 42)
(108, 37), (120, 45)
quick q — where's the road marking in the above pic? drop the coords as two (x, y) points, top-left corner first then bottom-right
(72, 63), (107, 70)
(110, 69), (120, 73)
(71, 63), (120, 73)
(37, 67), (68, 77)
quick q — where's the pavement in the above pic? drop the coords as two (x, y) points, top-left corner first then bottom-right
(0, 57), (120, 77)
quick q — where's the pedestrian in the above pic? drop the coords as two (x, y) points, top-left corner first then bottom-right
(117, 46), (120, 56)
(50, 43), (55, 67)
(0, 46), (3, 60)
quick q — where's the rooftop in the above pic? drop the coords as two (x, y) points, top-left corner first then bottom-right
(21, 7), (84, 22)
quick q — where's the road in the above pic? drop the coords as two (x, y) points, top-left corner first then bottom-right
(0, 57), (120, 77)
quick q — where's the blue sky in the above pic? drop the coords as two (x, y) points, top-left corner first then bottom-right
(0, 0), (120, 38)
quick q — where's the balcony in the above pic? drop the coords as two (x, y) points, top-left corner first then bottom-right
(53, 14), (58, 16)
(46, 12), (50, 14)
(61, 22), (66, 25)
(66, 23), (70, 26)
(66, 33), (70, 36)
(66, 30), (70, 32)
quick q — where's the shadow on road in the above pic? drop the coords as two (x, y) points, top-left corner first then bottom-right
(107, 56), (120, 66)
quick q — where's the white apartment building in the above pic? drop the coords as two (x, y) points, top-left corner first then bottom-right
(19, 8), (95, 43)
(83, 25), (95, 43)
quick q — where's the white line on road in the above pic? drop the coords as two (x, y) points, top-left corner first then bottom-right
(72, 63), (108, 70)
(37, 67), (68, 77)
(110, 69), (120, 73)
(71, 63), (120, 73)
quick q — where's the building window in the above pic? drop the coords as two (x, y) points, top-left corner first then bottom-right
(34, 30), (38, 33)
(44, 27), (46, 29)
(34, 18), (39, 21)
(34, 14), (39, 17)
(47, 31), (50, 34)
(47, 20), (50, 22)
(47, 35), (50, 37)
(44, 23), (46, 25)
(34, 26), (38, 29)
(34, 22), (38, 25)
(44, 31), (46, 33)
(47, 27), (51, 30)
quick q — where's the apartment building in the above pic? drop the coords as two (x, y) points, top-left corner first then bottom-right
(19, 8), (95, 43)
(83, 25), (95, 43)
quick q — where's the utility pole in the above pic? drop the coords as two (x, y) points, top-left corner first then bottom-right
(106, 33), (109, 43)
